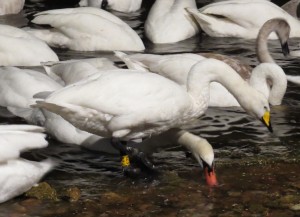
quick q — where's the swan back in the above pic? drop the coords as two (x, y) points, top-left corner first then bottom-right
(30, 8), (145, 51)
(0, 25), (58, 66)
(187, 0), (300, 38)
(43, 58), (117, 85)
(145, 0), (199, 43)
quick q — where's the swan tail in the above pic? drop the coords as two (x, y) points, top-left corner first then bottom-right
(185, 8), (211, 26)
(114, 51), (149, 71)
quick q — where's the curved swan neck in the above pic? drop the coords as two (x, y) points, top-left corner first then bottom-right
(187, 59), (252, 108)
(250, 63), (287, 105)
(256, 19), (290, 63)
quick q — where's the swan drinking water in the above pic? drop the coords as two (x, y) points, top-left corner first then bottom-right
(33, 59), (272, 175)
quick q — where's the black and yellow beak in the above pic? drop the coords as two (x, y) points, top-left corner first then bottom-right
(261, 111), (273, 133)
(281, 41), (290, 57)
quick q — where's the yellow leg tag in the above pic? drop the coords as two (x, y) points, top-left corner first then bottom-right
(121, 155), (130, 167)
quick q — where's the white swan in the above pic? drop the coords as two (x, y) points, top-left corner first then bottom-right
(0, 24), (59, 66)
(144, 0), (199, 44)
(0, 0), (24, 15)
(0, 66), (216, 177)
(43, 58), (118, 86)
(0, 67), (96, 145)
(27, 7), (145, 51)
(116, 18), (288, 107)
(186, 0), (300, 39)
(79, 0), (142, 13)
(33, 58), (272, 141)
(0, 125), (54, 203)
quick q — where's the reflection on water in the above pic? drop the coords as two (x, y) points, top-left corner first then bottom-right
(1, 0), (300, 216)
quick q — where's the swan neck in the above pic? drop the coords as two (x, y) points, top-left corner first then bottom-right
(256, 19), (290, 63)
(187, 60), (251, 108)
(250, 64), (287, 105)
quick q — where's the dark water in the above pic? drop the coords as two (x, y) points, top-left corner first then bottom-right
(1, 0), (300, 216)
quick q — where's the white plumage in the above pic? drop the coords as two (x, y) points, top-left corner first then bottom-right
(0, 125), (54, 203)
(27, 7), (145, 51)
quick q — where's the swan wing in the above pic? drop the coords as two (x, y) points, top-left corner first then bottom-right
(0, 158), (54, 203)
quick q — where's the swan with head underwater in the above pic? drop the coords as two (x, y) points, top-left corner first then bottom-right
(32, 58), (273, 181)
(144, 0), (199, 44)
(186, 0), (300, 39)
(0, 125), (55, 203)
(26, 7), (145, 51)
(116, 18), (289, 107)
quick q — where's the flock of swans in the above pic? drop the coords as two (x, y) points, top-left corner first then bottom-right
(0, 0), (299, 204)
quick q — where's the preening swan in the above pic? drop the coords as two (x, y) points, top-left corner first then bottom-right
(116, 18), (288, 107)
(79, 0), (142, 13)
(186, 0), (300, 39)
(144, 0), (199, 44)
(0, 24), (58, 66)
(0, 0), (24, 15)
(27, 7), (145, 51)
(0, 125), (54, 203)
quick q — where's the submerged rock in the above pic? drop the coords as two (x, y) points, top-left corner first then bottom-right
(59, 186), (81, 202)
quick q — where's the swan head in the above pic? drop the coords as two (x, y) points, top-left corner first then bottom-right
(182, 134), (217, 186)
(241, 91), (273, 132)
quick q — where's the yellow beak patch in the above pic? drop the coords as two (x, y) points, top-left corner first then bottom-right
(262, 111), (270, 126)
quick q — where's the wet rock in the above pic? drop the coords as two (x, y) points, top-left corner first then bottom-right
(290, 203), (300, 211)
(19, 198), (41, 209)
(25, 182), (58, 201)
(227, 191), (242, 197)
(59, 186), (81, 202)
(101, 192), (129, 204)
(278, 194), (300, 206)
(248, 203), (266, 213)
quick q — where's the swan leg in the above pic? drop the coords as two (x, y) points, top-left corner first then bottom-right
(111, 138), (155, 176)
